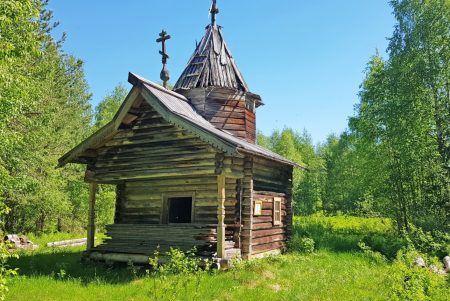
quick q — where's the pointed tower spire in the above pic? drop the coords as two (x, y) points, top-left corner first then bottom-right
(156, 30), (171, 88)
(174, 1), (262, 144)
(210, 0), (219, 27)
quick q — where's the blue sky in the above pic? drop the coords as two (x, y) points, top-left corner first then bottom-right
(49, 0), (395, 144)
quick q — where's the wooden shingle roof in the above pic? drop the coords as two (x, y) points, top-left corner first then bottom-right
(174, 25), (249, 92)
(58, 73), (301, 168)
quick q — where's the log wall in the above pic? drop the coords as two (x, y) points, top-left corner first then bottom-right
(253, 156), (292, 193)
(87, 102), (220, 182)
(251, 191), (287, 254)
(84, 100), (248, 258)
(115, 176), (239, 225)
(94, 224), (237, 257)
(248, 156), (294, 256)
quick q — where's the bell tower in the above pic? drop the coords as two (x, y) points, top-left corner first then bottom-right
(174, 0), (263, 143)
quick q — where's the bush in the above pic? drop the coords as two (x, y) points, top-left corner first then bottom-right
(389, 248), (449, 301)
(147, 247), (213, 301)
(288, 236), (315, 253)
(0, 205), (18, 301)
(361, 234), (406, 260)
(357, 241), (386, 264)
(403, 227), (450, 258)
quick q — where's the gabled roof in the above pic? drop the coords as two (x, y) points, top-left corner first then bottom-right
(58, 73), (300, 168)
(174, 24), (249, 92)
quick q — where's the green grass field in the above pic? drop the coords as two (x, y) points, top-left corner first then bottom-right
(5, 216), (449, 301)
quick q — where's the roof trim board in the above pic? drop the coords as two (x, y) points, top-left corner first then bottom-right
(57, 87), (141, 167)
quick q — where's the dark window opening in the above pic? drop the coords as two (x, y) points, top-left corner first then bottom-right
(168, 197), (192, 223)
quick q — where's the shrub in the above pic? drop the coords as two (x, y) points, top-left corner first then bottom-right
(389, 248), (449, 301)
(147, 247), (213, 301)
(361, 234), (406, 260)
(403, 226), (450, 258)
(149, 247), (210, 275)
(0, 204), (18, 300)
(357, 241), (386, 264)
(288, 236), (315, 253)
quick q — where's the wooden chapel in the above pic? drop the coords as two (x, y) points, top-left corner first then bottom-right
(58, 1), (299, 264)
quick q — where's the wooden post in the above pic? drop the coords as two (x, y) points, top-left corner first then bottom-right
(217, 175), (226, 258)
(87, 182), (97, 252)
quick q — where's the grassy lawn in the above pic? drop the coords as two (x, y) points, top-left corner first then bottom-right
(5, 216), (448, 301)
(8, 250), (393, 301)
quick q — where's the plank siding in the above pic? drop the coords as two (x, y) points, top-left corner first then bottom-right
(253, 156), (292, 193)
(181, 87), (257, 144)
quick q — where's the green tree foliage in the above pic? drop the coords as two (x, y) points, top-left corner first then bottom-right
(0, 206), (18, 300)
(0, 0), (129, 234)
(349, 0), (450, 231)
(260, 1), (449, 235)
(94, 84), (128, 129)
(318, 132), (388, 217)
(0, 0), (93, 233)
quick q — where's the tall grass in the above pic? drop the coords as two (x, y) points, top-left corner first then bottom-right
(5, 216), (449, 301)
(8, 250), (395, 301)
(293, 215), (405, 259)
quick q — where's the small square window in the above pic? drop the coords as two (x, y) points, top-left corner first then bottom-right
(273, 197), (282, 226)
(167, 197), (192, 224)
(254, 200), (262, 216)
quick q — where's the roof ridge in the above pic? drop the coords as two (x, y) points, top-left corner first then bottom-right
(128, 72), (188, 102)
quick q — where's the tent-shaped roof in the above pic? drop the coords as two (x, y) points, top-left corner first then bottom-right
(174, 24), (249, 92)
(58, 73), (300, 168)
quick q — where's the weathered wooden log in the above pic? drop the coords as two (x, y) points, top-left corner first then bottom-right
(89, 252), (150, 264)
(47, 237), (96, 248)
(252, 241), (286, 253)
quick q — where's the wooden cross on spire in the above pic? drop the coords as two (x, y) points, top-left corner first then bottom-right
(156, 30), (171, 88)
(210, 0), (219, 26)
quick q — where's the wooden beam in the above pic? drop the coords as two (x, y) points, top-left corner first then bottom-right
(217, 175), (226, 258)
(87, 182), (97, 251)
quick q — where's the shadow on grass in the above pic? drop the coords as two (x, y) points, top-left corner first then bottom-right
(9, 249), (140, 285)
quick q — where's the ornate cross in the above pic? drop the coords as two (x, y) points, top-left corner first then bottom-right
(156, 30), (171, 88)
(210, 0), (219, 26)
